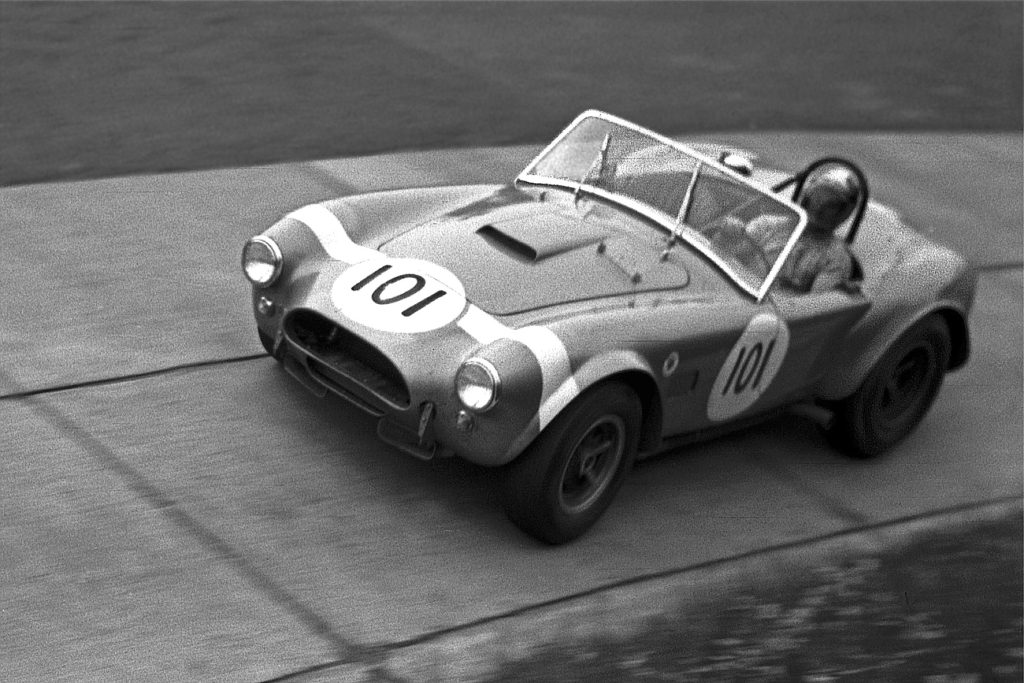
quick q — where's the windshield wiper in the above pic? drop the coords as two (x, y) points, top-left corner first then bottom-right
(663, 161), (702, 258)
(573, 133), (612, 207)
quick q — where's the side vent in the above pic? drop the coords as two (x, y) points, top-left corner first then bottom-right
(476, 225), (538, 263)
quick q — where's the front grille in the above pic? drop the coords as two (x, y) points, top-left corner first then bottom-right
(284, 310), (411, 408)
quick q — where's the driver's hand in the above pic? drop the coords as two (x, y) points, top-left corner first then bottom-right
(707, 215), (744, 239)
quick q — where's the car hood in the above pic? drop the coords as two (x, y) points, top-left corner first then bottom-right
(377, 190), (691, 315)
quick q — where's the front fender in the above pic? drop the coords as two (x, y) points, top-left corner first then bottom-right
(257, 185), (505, 280)
(323, 184), (503, 249)
(501, 347), (658, 462)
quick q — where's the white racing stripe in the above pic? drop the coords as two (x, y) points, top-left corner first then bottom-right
(456, 305), (509, 345)
(458, 305), (580, 430)
(287, 206), (581, 430)
(510, 326), (581, 428)
(287, 204), (382, 264)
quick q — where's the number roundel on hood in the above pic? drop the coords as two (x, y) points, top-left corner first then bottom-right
(331, 257), (468, 334)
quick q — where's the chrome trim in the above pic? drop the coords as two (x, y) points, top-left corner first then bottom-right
(455, 357), (501, 412)
(514, 110), (808, 302)
(242, 235), (283, 287)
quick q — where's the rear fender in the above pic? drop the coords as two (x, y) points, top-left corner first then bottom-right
(816, 247), (974, 399)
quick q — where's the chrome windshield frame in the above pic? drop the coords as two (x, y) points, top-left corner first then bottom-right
(515, 110), (808, 302)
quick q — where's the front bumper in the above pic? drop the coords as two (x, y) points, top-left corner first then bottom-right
(253, 278), (543, 467)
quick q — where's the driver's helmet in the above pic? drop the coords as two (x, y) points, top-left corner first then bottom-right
(799, 167), (860, 235)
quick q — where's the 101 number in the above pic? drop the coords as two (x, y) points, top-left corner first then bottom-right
(721, 339), (777, 395)
(350, 264), (448, 317)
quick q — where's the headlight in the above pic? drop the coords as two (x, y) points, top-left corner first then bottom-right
(455, 358), (500, 412)
(242, 236), (283, 287)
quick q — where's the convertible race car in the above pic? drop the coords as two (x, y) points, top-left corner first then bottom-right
(242, 110), (975, 543)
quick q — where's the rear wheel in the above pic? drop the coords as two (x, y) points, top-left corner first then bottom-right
(829, 315), (951, 458)
(503, 382), (641, 544)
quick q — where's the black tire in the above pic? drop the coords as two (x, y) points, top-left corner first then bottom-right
(258, 328), (280, 360)
(829, 315), (951, 458)
(503, 382), (641, 544)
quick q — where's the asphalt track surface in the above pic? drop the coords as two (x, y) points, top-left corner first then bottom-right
(3, 132), (1021, 680)
(1, 2), (1022, 681)
(1, 2), (1021, 185)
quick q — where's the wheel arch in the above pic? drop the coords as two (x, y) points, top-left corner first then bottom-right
(828, 308), (955, 457)
(601, 370), (664, 454)
(567, 351), (663, 455)
(818, 303), (965, 400)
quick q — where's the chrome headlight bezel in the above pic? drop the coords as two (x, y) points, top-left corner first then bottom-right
(455, 358), (501, 412)
(242, 235), (283, 287)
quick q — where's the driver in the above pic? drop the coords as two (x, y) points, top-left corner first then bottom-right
(767, 166), (860, 292)
(710, 167), (860, 293)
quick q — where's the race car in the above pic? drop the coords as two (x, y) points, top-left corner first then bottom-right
(242, 110), (975, 544)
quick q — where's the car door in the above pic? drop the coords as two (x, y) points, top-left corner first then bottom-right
(656, 295), (776, 434)
(763, 289), (872, 400)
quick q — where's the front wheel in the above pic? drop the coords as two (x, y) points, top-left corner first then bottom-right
(829, 315), (951, 458)
(258, 328), (281, 360)
(503, 382), (641, 544)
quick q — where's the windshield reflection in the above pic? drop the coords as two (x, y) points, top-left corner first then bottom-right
(517, 111), (806, 299)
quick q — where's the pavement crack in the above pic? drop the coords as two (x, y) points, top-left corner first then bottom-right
(0, 353), (268, 402)
(746, 450), (872, 527)
(975, 260), (1023, 273)
(2, 364), (354, 660)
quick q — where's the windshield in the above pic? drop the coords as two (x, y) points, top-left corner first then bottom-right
(516, 111), (806, 300)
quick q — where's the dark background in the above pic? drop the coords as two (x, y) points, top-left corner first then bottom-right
(1, 1), (1020, 185)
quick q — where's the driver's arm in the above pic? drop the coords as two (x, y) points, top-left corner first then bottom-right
(746, 214), (791, 261)
(810, 243), (856, 293)
(702, 214), (745, 239)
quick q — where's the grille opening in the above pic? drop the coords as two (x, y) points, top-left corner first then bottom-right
(284, 310), (410, 408)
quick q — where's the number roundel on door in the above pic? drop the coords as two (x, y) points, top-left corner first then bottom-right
(331, 258), (468, 333)
(707, 313), (790, 421)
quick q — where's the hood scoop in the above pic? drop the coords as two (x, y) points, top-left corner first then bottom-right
(476, 225), (538, 262)
(476, 211), (610, 263)
(378, 194), (692, 315)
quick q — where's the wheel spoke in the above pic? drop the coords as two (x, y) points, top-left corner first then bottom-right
(877, 346), (938, 422)
(580, 467), (599, 487)
(555, 413), (631, 515)
(580, 440), (612, 462)
(842, 317), (949, 458)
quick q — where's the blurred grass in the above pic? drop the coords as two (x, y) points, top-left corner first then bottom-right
(490, 509), (1023, 681)
(0, 1), (1020, 185)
